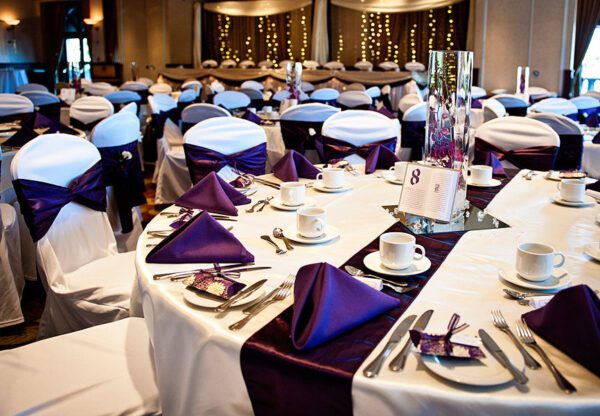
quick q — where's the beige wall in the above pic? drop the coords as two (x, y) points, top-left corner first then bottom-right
(473, 0), (575, 94)
(0, 0), (42, 63)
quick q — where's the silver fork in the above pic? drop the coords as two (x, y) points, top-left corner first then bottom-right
(491, 310), (541, 369)
(229, 276), (294, 330)
(515, 321), (577, 394)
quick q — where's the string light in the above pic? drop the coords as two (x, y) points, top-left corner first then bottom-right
(300, 7), (308, 61)
(360, 12), (368, 61)
(384, 14), (392, 62)
(446, 5), (455, 50)
(285, 13), (294, 60)
(336, 30), (344, 62)
(410, 23), (417, 62)
(245, 35), (252, 60)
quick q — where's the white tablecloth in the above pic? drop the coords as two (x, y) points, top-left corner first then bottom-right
(135, 168), (600, 415)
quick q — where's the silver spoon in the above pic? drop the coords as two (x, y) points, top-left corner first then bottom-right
(260, 235), (286, 254)
(273, 228), (294, 250)
(344, 265), (417, 293)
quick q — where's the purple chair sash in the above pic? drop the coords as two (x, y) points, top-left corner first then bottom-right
(400, 119), (426, 161)
(315, 135), (398, 174)
(578, 106), (600, 127)
(70, 116), (104, 131)
(98, 141), (146, 233)
(553, 133), (583, 171)
(504, 106), (528, 117)
(184, 142), (267, 184)
(12, 161), (106, 241)
(36, 102), (62, 123)
(565, 112), (579, 122)
(241, 110), (264, 125)
(473, 137), (558, 171)
(279, 119), (324, 154)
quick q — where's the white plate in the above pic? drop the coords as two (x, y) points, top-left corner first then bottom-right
(312, 181), (353, 193)
(270, 197), (316, 211)
(238, 185), (258, 195)
(281, 224), (340, 244)
(421, 334), (526, 387)
(584, 242), (600, 261)
(363, 251), (431, 277)
(183, 278), (267, 309)
(467, 178), (502, 188)
(381, 171), (403, 185)
(499, 266), (572, 292)
(550, 193), (595, 207)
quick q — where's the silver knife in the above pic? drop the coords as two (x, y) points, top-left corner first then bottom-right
(363, 314), (417, 378)
(389, 309), (433, 371)
(479, 329), (528, 385)
(214, 279), (267, 313)
(171, 266), (272, 281)
(153, 263), (254, 280)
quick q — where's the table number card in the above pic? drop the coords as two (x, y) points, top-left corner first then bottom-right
(398, 163), (460, 223)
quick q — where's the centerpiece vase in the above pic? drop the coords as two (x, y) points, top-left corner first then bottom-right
(424, 50), (473, 222)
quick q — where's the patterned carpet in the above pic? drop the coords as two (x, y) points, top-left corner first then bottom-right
(0, 174), (158, 350)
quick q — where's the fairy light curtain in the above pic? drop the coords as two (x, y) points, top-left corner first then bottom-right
(332, 0), (469, 66)
(202, 5), (312, 65)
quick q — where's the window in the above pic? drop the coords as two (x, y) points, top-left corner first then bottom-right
(581, 26), (600, 94)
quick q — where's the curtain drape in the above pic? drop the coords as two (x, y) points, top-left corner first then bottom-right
(193, 2), (202, 67)
(311, 0), (329, 64)
(331, 0), (463, 13)
(40, 1), (70, 83)
(573, 0), (600, 95)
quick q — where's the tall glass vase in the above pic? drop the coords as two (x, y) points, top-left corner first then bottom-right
(424, 50), (473, 221)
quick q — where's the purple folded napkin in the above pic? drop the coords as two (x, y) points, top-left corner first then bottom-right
(593, 131), (600, 144)
(364, 144), (399, 174)
(272, 150), (320, 182)
(480, 151), (507, 177)
(175, 171), (251, 216)
(291, 262), (401, 350)
(586, 180), (600, 193)
(241, 110), (263, 125)
(146, 211), (254, 264)
(522, 284), (600, 377)
(472, 99), (483, 109)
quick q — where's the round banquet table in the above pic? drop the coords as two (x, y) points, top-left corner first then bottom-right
(134, 167), (600, 416)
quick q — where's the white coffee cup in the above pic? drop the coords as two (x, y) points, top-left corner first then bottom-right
(379, 232), (426, 270)
(468, 165), (493, 184)
(280, 182), (305, 206)
(389, 161), (408, 181)
(316, 167), (345, 189)
(557, 179), (585, 202)
(516, 242), (565, 281)
(297, 208), (327, 238)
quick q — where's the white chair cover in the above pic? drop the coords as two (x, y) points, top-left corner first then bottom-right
(402, 80), (420, 96)
(213, 90), (251, 110)
(280, 103), (340, 122)
(178, 89), (197, 103)
(324, 61), (345, 70)
(322, 110), (400, 164)
(491, 94), (529, 109)
(272, 89), (309, 102)
(84, 82), (117, 97)
(527, 113), (583, 135)
(301, 81), (315, 93)
(310, 88), (340, 102)
(11, 134), (135, 338)
(20, 90), (60, 106)
(120, 81), (149, 92)
(398, 93), (422, 114)
(181, 79), (203, 93)
(404, 61), (426, 72)
(0, 318), (161, 415)
(528, 86), (551, 101)
(182, 103), (231, 125)
(136, 77), (154, 87)
(90, 113), (143, 253)
(69, 96), (114, 126)
(472, 86), (487, 100)
(241, 80), (264, 91)
(483, 98), (507, 122)
(15, 83), (48, 93)
(0, 203), (24, 328)
(119, 102), (138, 114)
(403, 102), (426, 122)
(105, 90), (141, 105)
(257, 60), (274, 69)
(220, 59), (237, 69)
(202, 59), (218, 69)
(59, 88), (76, 105)
(570, 95), (600, 110)
(184, 117), (267, 181)
(365, 86), (381, 99)
(303, 60), (320, 70)
(0, 93), (34, 116)
(209, 80), (225, 94)
(378, 61), (399, 71)
(154, 120), (189, 204)
(148, 93), (177, 113)
(354, 61), (373, 71)
(337, 91), (372, 108)
(239, 60), (256, 69)
(240, 89), (263, 103)
(149, 83), (172, 95)
(530, 98), (578, 116)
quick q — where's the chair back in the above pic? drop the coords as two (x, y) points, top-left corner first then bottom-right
(181, 103), (231, 133)
(241, 80), (264, 91)
(15, 83), (48, 93)
(137, 77), (154, 87)
(398, 93), (422, 114)
(21, 91), (61, 121)
(272, 89), (309, 103)
(148, 94), (177, 114)
(404, 61), (426, 72)
(337, 91), (372, 109)
(202, 59), (218, 68)
(257, 60), (273, 69)
(120, 81), (149, 92)
(324, 61), (345, 70)
(365, 86), (381, 99)
(213, 91), (251, 110)
(84, 82), (116, 97)
(281, 103), (340, 122)
(181, 79), (203, 95)
(301, 82), (315, 93)
(105, 90), (142, 113)
(178, 89), (197, 104)
(379, 61), (399, 71)
(91, 112), (141, 148)
(0, 93), (34, 118)
(400, 102), (426, 160)
(69, 96), (114, 129)
(220, 59), (237, 69)
(528, 113), (584, 170)
(239, 60), (255, 69)
(240, 88), (263, 100)
(483, 98), (506, 122)
(310, 88), (339, 104)
(119, 102), (138, 114)
(279, 104), (340, 153)
(303, 60), (319, 70)
(472, 86), (487, 100)
(530, 98), (578, 118)
(354, 61), (373, 71)
(491, 94), (529, 116)
(149, 83), (172, 95)
(345, 83), (365, 91)
(570, 95), (600, 110)
(528, 86), (551, 102)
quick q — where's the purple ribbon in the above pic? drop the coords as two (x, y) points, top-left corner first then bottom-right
(279, 119), (324, 154)
(473, 138), (558, 171)
(13, 161), (106, 241)
(578, 106), (600, 127)
(184, 142), (267, 184)
(315, 135), (399, 174)
(97, 141), (146, 233)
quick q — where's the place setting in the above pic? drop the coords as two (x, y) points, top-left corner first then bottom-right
(379, 161), (407, 185)
(279, 207), (341, 245)
(550, 179), (596, 207)
(312, 167), (354, 193)
(363, 232), (432, 277)
(269, 181), (316, 211)
(466, 165), (502, 188)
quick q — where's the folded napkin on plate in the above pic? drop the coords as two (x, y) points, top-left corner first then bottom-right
(291, 262), (401, 350)
(241, 110), (263, 125)
(175, 171), (251, 216)
(522, 284), (600, 377)
(272, 150), (320, 182)
(146, 211), (255, 264)
(3, 113), (79, 147)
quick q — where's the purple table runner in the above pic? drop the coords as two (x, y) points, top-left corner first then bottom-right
(240, 172), (515, 416)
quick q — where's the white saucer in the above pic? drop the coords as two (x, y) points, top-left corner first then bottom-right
(381, 171), (403, 185)
(183, 278), (266, 309)
(499, 266), (572, 292)
(363, 251), (431, 277)
(421, 334), (525, 387)
(281, 224), (340, 244)
(312, 181), (353, 193)
(550, 193), (595, 207)
(270, 197), (316, 211)
(584, 242), (600, 261)
(467, 178), (502, 188)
